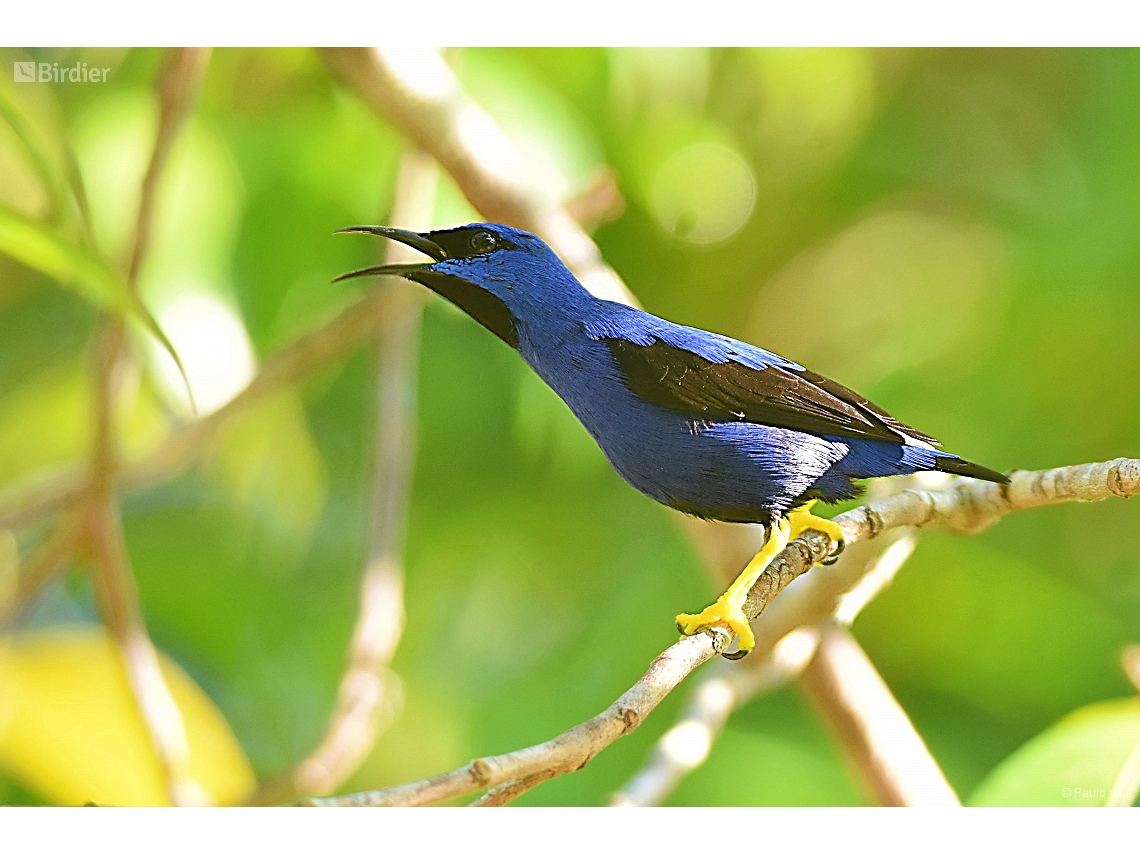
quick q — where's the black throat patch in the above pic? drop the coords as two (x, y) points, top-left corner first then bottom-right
(409, 269), (520, 350)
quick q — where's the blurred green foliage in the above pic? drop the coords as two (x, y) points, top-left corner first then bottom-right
(0, 47), (1138, 806)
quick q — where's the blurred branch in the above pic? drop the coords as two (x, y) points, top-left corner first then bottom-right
(0, 511), (86, 626)
(320, 47), (636, 307)
(86, 322), (204, 806)
(82, 48), (211, 807)
(0, 471), (86, 534)
(252, 151), (439, 805)
(1122, 645), (1140, 695)
(563, 167), (626, 231)
(126, 48), (210, 284)
(0, 283), (402, 532)
(303, 456), (1140, 806)
(86, 488), (205, 805)
(798, 624), (959, 806)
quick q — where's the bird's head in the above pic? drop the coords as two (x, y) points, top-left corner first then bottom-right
(334, 222), (588, 350)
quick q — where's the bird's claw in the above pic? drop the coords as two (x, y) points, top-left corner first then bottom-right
(820, 536), (845, 566)
(676, 599), (756, 658)
(788, 502), (845, 567)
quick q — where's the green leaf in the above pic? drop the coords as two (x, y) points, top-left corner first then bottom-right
(969, 698), (1140, 806)
(0, 203), (189, 401)
(0, 80), (90, 233)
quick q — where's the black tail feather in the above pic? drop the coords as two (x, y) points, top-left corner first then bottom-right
(934, 456), (1009, 484)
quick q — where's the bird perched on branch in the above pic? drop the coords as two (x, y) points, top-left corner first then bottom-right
(337, 223), (1007, 658)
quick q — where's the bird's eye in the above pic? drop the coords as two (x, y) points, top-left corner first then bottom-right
(470, 230), (497, 253)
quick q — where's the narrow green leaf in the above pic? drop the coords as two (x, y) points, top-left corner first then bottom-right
(0, 203), (122, 306)
(969, 698), (1140, 807)
(0, 204), (190, 404)
(0, 83), (86, 234)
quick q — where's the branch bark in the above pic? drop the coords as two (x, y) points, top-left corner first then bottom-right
(304, 457), (1140, 806)
(609, 631), (813, 807)
(302, 631), (727, 807)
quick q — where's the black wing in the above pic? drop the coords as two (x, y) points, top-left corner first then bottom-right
(602, 337), (940, 446)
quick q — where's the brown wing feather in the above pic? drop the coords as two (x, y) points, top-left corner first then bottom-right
(792, 368), (941, 447)
(604, 338), (938, 445)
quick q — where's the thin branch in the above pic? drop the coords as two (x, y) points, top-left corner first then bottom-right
(609, 629), (816, 807)
(86, 321), (205, 806)
(798, 623), (960, 806)
(86, 488), (207, 806)
(301, 631), (729, 807)
(126, 48), (211, 283)
(0, 470), (86, 532)
(252, 151), (439, 805)
(469, 770), (560, 807)
(82, 47), (211, 807)
(0, 282), (402, 532)
(0, 511), (87, 626)
(305, 456), (1140, 806)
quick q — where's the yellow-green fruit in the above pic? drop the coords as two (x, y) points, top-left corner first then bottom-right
(0, 628), (255, 806)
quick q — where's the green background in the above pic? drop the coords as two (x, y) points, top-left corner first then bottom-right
(1, 47), (1139, 805)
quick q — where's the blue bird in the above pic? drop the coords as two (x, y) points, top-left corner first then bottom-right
(336, 223), (1007, 657)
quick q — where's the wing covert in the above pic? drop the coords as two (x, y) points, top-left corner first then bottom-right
(601, 336), (939, 446)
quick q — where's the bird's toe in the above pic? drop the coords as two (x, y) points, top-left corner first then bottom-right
(821, 537), (845, 565)
(676, 600), (756, 656)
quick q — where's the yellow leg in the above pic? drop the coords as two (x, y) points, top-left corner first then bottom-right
(675, 502), (844, 657)
(786, 500), (845, 548)
(676, 516), (791, 655)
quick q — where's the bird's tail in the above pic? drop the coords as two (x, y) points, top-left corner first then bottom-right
(934, 455), (1009, 484)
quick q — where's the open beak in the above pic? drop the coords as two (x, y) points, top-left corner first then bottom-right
(332, 225), (447, 282)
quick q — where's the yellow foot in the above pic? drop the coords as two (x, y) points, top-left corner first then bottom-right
(676, 516), (792, 658)
(676, 597), (757, 655)
(787, 500), (845, 562)
(675, 503), (844, 658)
